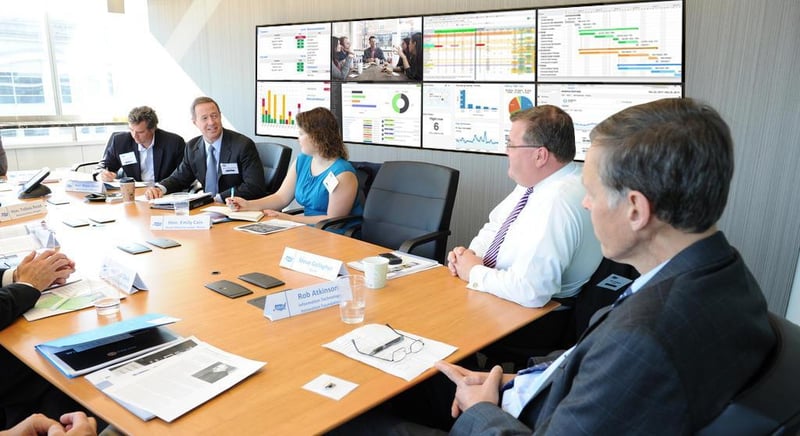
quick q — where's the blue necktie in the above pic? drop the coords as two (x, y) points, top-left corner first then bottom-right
(612, 285), (635, 308)
(205, 144), (218, 195)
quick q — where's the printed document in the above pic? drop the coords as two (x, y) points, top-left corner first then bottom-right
(86, 336), (265, 422)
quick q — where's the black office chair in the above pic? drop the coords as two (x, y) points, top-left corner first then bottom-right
(697, 312), (800, 436)
(318, 160), (459, 264)
(572, 257), (640, 339)
(349, 161), (382, 206)
(255, 142), (292, 195)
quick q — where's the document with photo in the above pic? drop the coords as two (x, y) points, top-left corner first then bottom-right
(234, 219), (303, 235)
(86, 336), (266, 422)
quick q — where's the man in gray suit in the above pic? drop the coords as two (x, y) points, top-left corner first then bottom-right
(433, 98), (776, 434)
(334, 98), (776, 435)
(144, 97), (266, 201)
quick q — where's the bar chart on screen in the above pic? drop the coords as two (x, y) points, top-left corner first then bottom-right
(255, 81), (331, 137)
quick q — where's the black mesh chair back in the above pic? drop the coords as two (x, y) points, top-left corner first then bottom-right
(255, 142), (292, 195)
(360, 161), (459, 263)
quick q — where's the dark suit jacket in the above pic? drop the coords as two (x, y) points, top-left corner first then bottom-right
(452, 231), (775, 435)
(0, 269), (40, 330)
(99, 129), (186, 182)
(159, 128), (266, 200)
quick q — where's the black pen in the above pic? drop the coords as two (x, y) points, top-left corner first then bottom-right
(369, 336), (403, 355)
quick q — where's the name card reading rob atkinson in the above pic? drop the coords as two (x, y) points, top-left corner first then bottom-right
(264, 280), (346, 321)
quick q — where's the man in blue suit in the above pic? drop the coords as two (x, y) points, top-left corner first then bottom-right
(144, 96), (266, 202)
(334, 98), (777, 435)
(95, 106), (185, 184)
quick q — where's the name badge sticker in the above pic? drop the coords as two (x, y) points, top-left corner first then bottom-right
(119, 152), (137, 166)
(323, 172), (339, 194)
(220, 163), (239, 175)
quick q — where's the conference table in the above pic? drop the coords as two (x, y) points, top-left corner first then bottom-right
(346, 62), (410, 82)
(0, 181), (557, 435)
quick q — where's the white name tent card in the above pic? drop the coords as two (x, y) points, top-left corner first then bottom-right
(64, 180), (105, 194)
(150, 215), (212, 230)
(279, 247), (346, 281)
(100, 256), (148, 294)
(263, 278), (345, 321)
(0, 200), (48, 222)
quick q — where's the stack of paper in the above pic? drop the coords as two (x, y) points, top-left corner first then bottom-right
(86, 337), (265, 422)
(348, 251), (440, 280)
(202, 206), (264, 222)
(323, 323), (457, 381)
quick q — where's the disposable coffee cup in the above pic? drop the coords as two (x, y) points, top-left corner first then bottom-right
(120, 177), (135, 203)
(362, 256), (389, 289)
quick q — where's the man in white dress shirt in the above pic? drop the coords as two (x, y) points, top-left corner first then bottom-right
(448, 105), (602, 367)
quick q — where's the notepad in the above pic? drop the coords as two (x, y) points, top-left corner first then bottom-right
(202, 206), (264, 222)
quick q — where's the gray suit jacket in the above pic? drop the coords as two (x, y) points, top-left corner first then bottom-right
(98, 129), (186, 182)
(159, 128), (266, 200)
(452, 231), (775, 435)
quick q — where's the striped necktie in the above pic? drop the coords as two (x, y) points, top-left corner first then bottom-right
(483, 187), (534, 268)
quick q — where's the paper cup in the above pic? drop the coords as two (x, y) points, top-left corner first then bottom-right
(362, 256), (389, 289)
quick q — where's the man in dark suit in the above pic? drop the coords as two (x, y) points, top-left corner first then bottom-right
(95, 106), (185, 183)
(432, 98), (777, 434)
(144, 96), (266, 201)
(0, 250), (99, 431)
(333, 98), (776, 435)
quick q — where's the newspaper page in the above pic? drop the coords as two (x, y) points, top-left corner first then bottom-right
(86, 337), (266, 422)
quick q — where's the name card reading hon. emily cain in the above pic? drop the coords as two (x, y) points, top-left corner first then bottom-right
(279, 247), (346, 281)
(263, 278), (348, 321)
(150, 215), (211, 230)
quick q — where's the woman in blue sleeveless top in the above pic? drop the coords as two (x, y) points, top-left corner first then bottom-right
(228, 107), (362, 231)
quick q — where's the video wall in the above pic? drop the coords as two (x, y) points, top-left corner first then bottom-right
(255, 0), (683, 160)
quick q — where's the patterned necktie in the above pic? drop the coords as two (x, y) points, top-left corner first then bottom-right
(612, 285), (635, 308)
(483, 187), (534, 268)
(205, 144), (218, 195)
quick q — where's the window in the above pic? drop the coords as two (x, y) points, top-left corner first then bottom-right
(0, 1), (120, 119)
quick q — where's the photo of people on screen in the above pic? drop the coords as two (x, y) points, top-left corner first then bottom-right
(332, 17), (421, 82)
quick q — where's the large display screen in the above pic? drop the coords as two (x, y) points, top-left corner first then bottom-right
(537, 1), (682, 83)
(255, 1), (684, 159)
(255, 81), (331, 137)
(423, 9), (537, 82)
(537, 83), (683, 160)
(422, 83), (535, 153)
(339, 82), (422, 147)
(332, 16), (422, 82)
(256, 23), (331, 81)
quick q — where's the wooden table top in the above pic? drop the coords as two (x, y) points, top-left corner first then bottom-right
(0, 186), (556, 435)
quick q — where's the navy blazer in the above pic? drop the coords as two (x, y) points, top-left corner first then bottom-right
(452, 232), (775, 435)
(159, 128), (266, 200)
(0, 268), (40, 330)
(99, 129), (186, 182)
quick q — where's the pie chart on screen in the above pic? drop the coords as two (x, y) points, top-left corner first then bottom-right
(508, 96), (533, 114)
(392, 93), (410, 113)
